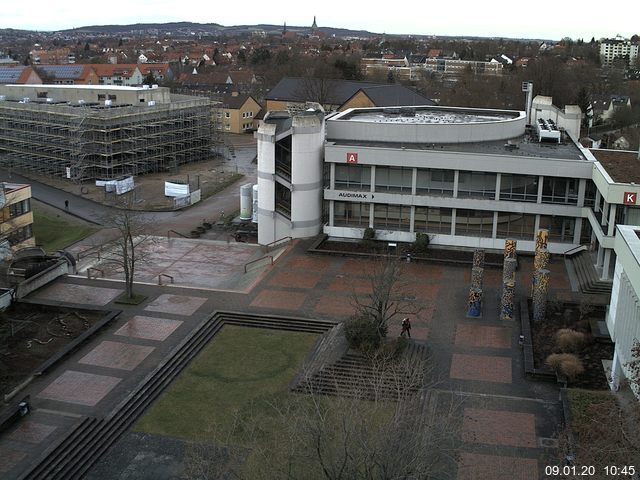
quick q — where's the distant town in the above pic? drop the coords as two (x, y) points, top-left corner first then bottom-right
(0, 20), (638, 148)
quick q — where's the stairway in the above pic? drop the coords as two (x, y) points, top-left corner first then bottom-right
(568, 251), (612, 296)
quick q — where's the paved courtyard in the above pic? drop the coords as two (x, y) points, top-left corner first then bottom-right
(0, 239), (573, 479)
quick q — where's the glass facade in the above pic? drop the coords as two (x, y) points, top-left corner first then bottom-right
(373, 204), (411, 231)
(539, 215), (576, 243)
(334, 201), (370, 227)
(454, 209), (494, 236)
(499, 174), (538, 202)
(496, 212), (536, 239)
(375, 167), (413, 193)
(542, 177), (578, 205)
(457, 171), (496, 199)
(416, 168), (454, 196)
(414, 206), (452, 234)
(334, 164), (371, 191)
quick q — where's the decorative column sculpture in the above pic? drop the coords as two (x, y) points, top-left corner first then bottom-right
(501, 280), (515, 320)
(535, 229), (549, 253)
(532, 268), (550, 322)
(473, 248), (485, 269)
(532, 246), (550, 295)
(467, 288), (482, 317)
(471, 267), (484, 291)
(500, 239), (517, 320)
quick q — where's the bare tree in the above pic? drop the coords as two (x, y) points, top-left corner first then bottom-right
(100, 197), (155, 300)
(186, 349), (459, 480)
(346, 256), (422, 350)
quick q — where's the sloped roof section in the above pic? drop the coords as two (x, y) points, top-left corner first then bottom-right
(266, 77), (434, 108)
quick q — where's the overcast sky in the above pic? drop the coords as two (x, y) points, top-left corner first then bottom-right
(3, 0), (638, 41)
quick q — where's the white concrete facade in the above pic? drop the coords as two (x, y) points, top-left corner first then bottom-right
(256, 103), (640, 277)
(256, 109), (325, 245)
(606, 225), (640, 395)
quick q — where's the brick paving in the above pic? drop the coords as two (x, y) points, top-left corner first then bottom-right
(37, 370), (122, 406)
(114, 316), (183, 341)
(462, 408), (537, 448)
(7, 421), (57, 444)
(455, 325), (512, 349)
(457, 452), (539, 480)
(143, 293), (207, 316)
(249, 289), (308, 310)
(313, 294), (356, 317)
(1, 238), (573, 479)
(33, 283), (123, 306)
(78, 341), (155, 371)
(450, 353), (512, 383)
(267, 270), (323, 289)
(0, 450), (26, 473)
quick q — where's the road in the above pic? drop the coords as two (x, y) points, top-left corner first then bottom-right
(1, 169), (251, 236)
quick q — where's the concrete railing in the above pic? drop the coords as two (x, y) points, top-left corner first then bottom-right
(16, 260), (71, 299)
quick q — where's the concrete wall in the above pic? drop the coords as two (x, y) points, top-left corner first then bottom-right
(290, 113), (324, 238)
(0, 84), (171, 105)
(15, 260), (71, 299)
(531, 96), (581, 140)
(328, 107), (526, 144)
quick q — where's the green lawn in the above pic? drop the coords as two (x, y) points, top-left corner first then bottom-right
(134, 325), (318, 441)
(32, 207), (97, 252)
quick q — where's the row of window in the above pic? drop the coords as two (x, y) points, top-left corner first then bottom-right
(333, 164), (583, 205)
(0, 199), (31, 222)
(6, 224), (33, 246)
(333, 201), (576, 242)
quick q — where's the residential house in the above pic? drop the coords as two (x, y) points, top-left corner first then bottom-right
(0, 66), (43, 85)
(92, 64), (143, 85)
(591, 95), (632, 123)
(32, 65), (99, 85)
(219, 92), (262, 133)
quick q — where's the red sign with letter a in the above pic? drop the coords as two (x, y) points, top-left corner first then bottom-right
(623, 192), (637, 205)
(346, 152), (358, 164)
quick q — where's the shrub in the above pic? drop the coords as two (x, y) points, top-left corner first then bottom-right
(344, 313), (385, 353)
(411, 233), (430, 254)
(360, 227), (376, 249)
(546, 353), (585, 380)
(554, 328), (586, 352)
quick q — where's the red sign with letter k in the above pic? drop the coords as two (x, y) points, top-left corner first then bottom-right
(624, 192), (637, 205)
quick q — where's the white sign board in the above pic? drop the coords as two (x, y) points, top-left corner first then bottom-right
(165, 181), (190, 197)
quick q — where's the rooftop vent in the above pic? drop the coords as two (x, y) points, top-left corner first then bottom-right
(536, 118), (561, 143)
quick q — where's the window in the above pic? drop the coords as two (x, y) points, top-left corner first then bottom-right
(499, 174), (538, 202)
(225, 112), (230, 118)
(373, 204), (411, 231)
(275, 182), (291, 219)
(496, 212), (536, 239)
(375, 167), (413, 193)
(414, 207), (452, 234)
(583, 180), (597, 207)
(539, 215), (575, 243)
(454, 209), (494, 237)
(334, 201), (370, 227)
(541, 177), (578, 205)
(6, 224), (33, 246)
(457, 171), (497, 199)
(7, 199), (31, 218)
(334, 164), (371, 191)
(416, 168), (454, 196)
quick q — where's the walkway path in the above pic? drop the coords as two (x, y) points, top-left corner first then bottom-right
(0, 240), (572, 479)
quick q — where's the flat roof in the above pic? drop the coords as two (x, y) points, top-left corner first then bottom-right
(590, 149), (640, 183)
(330, 135), (587, 161)
(4, 84), (162, 92)
(333, 105), (522, 125)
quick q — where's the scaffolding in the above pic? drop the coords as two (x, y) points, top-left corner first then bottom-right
(0, 94), (213, 180)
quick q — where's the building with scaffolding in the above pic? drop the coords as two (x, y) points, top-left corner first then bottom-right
(0, 84), (213, 181)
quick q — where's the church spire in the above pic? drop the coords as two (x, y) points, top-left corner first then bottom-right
(312, 16), (317, 30)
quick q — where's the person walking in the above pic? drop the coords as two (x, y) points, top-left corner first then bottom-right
(64, 199), (69, 211)
(400, 317), (412, 338)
